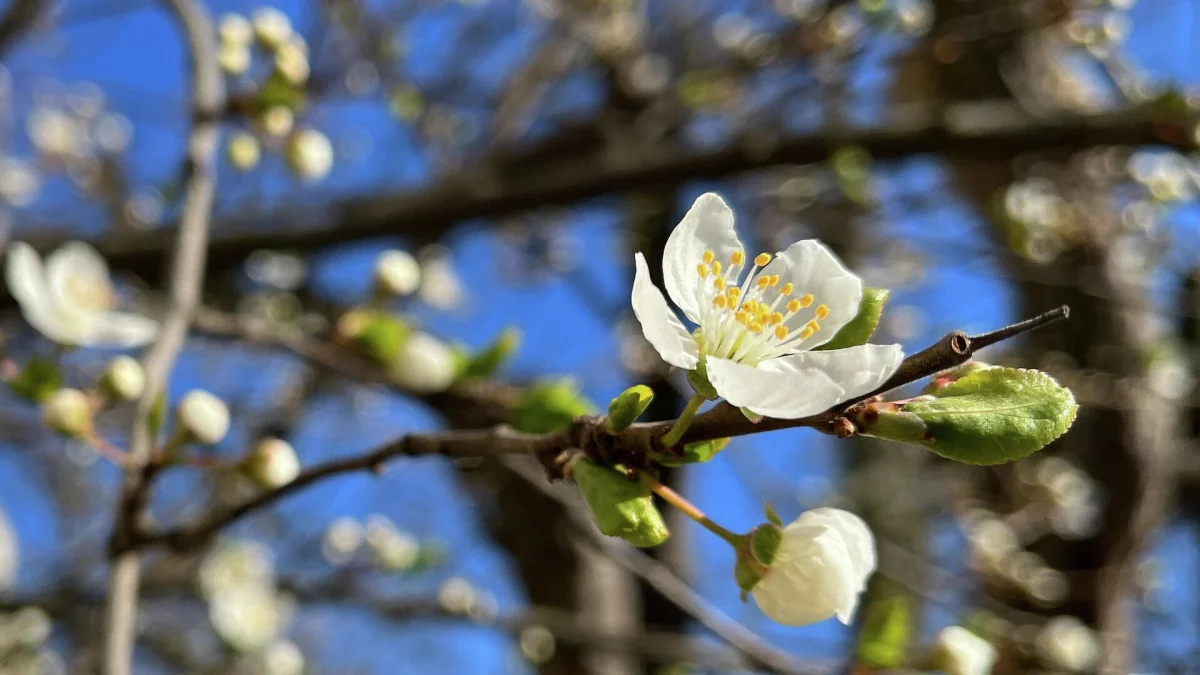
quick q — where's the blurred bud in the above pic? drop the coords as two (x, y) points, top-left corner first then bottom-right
(969, 518), (1019, 572)
(1035, 616), (1099, 673)
(228, 132), (262, 171)
(607, 384), (654, 432)
(259, 106), (294, 138)
(252, 7), (292, 47)
(0, 158), (41, 207)
(42, 388), (92, 438)
(263, 639), (304, 675)
(519, 625), (556, 665)
(417, 248), (465, 309)
(12, 606), (51, 647)
(178, 389), (231, 444)
(286, 128), (334, 182)
(103, 355), (145, 402)
(438, 577), (476, 614)
(274, 42), (310, 84)
(218, 41), (252, 75)
(322, 517), (363, 565)
(388, 332), (457, 393)
(934, 626), (996, 675)
(219, 13), (254, 45)
(244, 438), (300, 489)
(374, 249), (421, 297)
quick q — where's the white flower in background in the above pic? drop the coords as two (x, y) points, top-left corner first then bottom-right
(259, 106), (295, 138)
(322, 517), (364, 565)
(936, 626), (996, 675)
(274, 42), (310, 84)
(219, 13), (254, 46)
(286, 128), (334, 182)
(388, 332), (457, 393)
(0, 506), (18, 592)
(631, 193), (903, 418)
(252, 7), (292, 47)
(374, 249), (421, 297)
(42, 388), (93, 438)
(263, 639), (305, 675)
(1035, 616), (1100, 673)
(178, 390), (231, 445)
(418, 247), (465, 309)
(228, 132), (262, 171)
(93, 113), (134, 154)
(27, 107), (86, 158)
(209, 585), (289, 651)
(218, 40), (252, 76)
(103, 355), (146, 402)
(199, 539), (276, 599)
(751, 508), (875, 626)
(0, 158), (41, 207)
(11, 606), (52, 647)
(6, 241), (159, 347)
(246, 438), (301, 489)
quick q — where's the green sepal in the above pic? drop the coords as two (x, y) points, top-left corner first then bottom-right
(8, 357), (62, 403)
(573, 459), (670, 548)
(734, 523), (782, 594)
(739, 407), (763, 423)
(458, 327), (522, 380)
(655, 437), (730, 467)
(856, 596), (911, 669)
(686, 357), (718, 400)
(607, 385), (655, 432)
(905, 367), (1078, 465)
(510, 379), (596, 433)
(815, 288), (889, 351)
(764, 502), (783, 527)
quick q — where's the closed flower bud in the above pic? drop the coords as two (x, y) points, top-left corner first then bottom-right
(388, 332), (457, 393)
(285, 129), (333, 182)
(178, 390), (230, 445)
(252, 7), (292, 47)
(228, 132), (262, 171)
(750, 508), (875, 626)
(259, 106), (294, 138)
(42, 388), (93, 438)
(374, 249), (421, 297)
(935, 626), (996, 675)
(219, 13), (253, 46)
(245, 438), (301, 489)
(274, 43), (309, 84)
(218, 40), (252, 75)
(1035, 616), (1099, 673)
(103, 355), (145, 402)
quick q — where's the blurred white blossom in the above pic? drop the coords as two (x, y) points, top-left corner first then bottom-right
(388, 332), (457, 393)
(936, 626), (996, 675)
(178, 390), (231, 445)
(1036, 616), (1100, 673)
(286, 129), (334, 182)
(374, 249), (421, 297)
(418, 248), (466, 309)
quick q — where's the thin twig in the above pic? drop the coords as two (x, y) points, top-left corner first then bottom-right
(101, 1), (224, 674)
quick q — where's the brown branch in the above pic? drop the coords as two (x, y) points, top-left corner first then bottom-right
(101, 1), (224, 674)
(0, 0), (46, 59)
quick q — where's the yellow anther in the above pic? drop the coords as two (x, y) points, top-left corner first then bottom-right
(769, 275), (781, 287)
(712, 261), (723, 276)
(697, 263), (709, 278)
(800, 326), (816, 340)
(800, 293), (814, 308)
(815, 304), (830, 320)
(731, 250), (745, 266)
(748, 321), (764, 334)
(741, 301), (756, 313)
(713, 295), (729, 309)
(770, 311), (784, 325)
(702, 250), (715, 264)
(713, 276), (727, 290)
(780, 282), (794, 296)
(774, 325), (789, 340)
(735, 310), (750, 324)
(755, 252), (772, 267)
(786, 298), (802, 313)
(726, 287), (741, 300)
(756, 276), (771, 289)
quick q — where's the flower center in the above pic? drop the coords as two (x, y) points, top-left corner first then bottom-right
(694, 249), (828, 366)
(65, 274), (117, 313)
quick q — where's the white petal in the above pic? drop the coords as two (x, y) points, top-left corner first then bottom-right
(45, 241), (113, 316)
(6, 242), (83, 344)
(758, 240), (862, 349)
(937, 627), (997, 675)
(775, 344), (904, 400)
(662, 193), (743, 323)
(751, 524), (858, 626)
(78, 313), (160, 348)
(795, 508), (877, 596)
(631, 253), (698, 370)
(705, 356), (845, 419)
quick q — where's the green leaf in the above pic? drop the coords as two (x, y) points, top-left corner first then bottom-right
(857, 596), (911, 668)
(148, 391), (168, 437)
(905, 367), (1077, 465)
(607, 385), (655, 432)
(815, 288), (889, 351)
(357, 313), (411, 365)
(510, 379), (596, 433)
(573, 459), (670, 548)
(8, 357), (62, 403)
(655, 437), (730, 467)
(459, 327), (522, 380)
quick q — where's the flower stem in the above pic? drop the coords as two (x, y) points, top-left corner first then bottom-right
(659, 394), (705, 448)
(645, 476), (743, 547)
(86, 434), (131, 467)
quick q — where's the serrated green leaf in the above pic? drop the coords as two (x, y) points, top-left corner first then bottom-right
(607, 385), (655, 432)
(655, 437), (730, 467)
(8, 358), (62, 403)
(816, 288), (889, 351)
(857, 596), (911, 668)
(510, 379), (596, 433)
(573, 459), (669, 548)
(905, 367), (1077, 465)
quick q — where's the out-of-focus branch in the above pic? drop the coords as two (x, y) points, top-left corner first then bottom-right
(0, 0), (46, 59)
(102, 1), (224, 673)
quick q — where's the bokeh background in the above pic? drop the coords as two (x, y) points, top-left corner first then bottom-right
(0, 0), (1198, 673)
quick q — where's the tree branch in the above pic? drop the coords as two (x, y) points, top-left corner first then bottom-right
(102, 1), (224, 673)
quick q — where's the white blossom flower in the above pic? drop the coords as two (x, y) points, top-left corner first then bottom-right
(219, 13), (254, 46)
(103, 355), (146, 402)
(259, 106), (295, 138)
(27, 108), (86, 158)
(374, 249), (421, 297)
(418, 248), (465, 309)
(274, 42), (310, 84)
(936, 626), (997, 675)
(751, 507), (875, 626)
(246, 438), (301, 489)
(199, 539), (276, 599)
(1036, 616), (1099, 673)
(0, 158), (41, 207)
(42, 388), (93, 438)
(631, 193), (903, 418)
(178, 390), (231, 445)
(263, 639), (305, 675)
(285, 128), (333, 182)
(388, 332), (457, 393)
(6, 242), (159, 347)
(218, 41), (252, 76)
(252, 7), (292, 47)
(209, 586), (289, 651)
(227, 132), (262, 171)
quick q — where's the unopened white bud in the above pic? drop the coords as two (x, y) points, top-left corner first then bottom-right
(274, 43), (310, 84)
(43, 388), (93, 437)
(103, 355), (145, 402)
(1036, 616), (1099, 673)
(374, 249), (421, 297)
(246, 438), (301, 489)
(218, 41), (252, 75)
(388, 332), (457, 393)
(259, 106), (294, 138)
(252, 7), (292, 47)
(935, 626), (996, 675)
(286, 129), (334, 182)
(228, 132), (262, 171)
(219, 13), (254, 46)
(178, 390), (230, 445)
